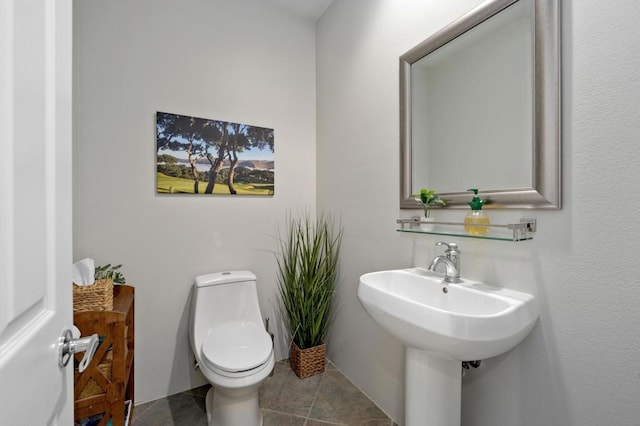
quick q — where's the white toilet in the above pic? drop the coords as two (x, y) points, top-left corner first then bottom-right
(189, 270), (275, 426)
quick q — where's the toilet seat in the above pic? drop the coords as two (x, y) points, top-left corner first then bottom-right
(202, 321), (272, 378)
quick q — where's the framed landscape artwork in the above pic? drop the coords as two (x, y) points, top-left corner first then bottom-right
(156, 111), (274, 195)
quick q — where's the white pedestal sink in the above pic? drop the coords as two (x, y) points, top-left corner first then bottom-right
(358, 268), (538, 426)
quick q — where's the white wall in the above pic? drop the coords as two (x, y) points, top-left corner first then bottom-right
(318, 0), (640, 425)
(73, 0), (316, 404)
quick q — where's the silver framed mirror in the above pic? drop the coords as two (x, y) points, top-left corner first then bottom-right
(400, 0), (561, 209)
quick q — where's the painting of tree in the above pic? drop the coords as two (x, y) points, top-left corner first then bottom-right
(156, 111), (274, 195)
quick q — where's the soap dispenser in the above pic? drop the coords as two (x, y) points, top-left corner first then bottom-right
(464, 188), (490, 236)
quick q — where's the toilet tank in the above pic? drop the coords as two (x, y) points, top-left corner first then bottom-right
(191, 271), (265, 341)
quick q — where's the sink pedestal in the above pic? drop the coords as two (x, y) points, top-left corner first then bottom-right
(405, 348), (461, 426)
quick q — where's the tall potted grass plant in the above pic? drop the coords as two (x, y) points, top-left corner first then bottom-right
(276, 212), (342, 379)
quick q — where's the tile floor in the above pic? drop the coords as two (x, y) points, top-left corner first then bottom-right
(132, 359), (396, 426)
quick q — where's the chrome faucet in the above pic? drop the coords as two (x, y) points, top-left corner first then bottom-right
(428, 241), (462, 283)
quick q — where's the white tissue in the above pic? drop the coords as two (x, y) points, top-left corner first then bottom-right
(72, 258), (95, 286)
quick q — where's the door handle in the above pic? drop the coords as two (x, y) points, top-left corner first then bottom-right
(58, 328), (99, 372)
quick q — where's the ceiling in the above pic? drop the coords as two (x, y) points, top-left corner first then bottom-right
(264, 0), (335, 22)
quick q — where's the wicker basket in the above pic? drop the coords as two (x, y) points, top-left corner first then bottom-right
(73, 279), (113, 312)
(289, 341), (326, 379)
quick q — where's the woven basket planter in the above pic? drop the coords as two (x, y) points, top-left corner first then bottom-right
(289, 341), (326, 379)
(73, 279), (114, 312)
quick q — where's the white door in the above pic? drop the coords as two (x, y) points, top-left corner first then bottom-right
(0, 0), (73, 424)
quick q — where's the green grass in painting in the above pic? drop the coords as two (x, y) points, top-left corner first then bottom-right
(156, 173), (273, 195)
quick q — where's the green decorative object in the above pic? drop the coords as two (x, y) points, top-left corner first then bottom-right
(276, 212), (343, 351)
(466, 188), (487, 210)
(94, 263), (127, 284)
(413, 188), (446, 218)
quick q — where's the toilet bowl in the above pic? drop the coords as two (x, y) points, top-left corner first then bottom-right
(190, 271), (275, 426)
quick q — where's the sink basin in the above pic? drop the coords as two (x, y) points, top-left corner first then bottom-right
(358, 268), (538, 361)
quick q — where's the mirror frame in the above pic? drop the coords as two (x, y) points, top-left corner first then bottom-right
(400, 0), (561, 209)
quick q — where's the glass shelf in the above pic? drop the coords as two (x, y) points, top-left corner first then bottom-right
(396, 217), (536, 242)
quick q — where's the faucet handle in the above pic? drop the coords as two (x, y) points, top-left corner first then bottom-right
(435, 241), (460, 256)
(435, 241), (457, 250)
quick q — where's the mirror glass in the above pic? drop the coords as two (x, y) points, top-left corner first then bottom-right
(400, 0), (561, 209)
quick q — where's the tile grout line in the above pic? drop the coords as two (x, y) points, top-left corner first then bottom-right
(262, 407), (308, 421)
(131, 399), (156, 423)
(304, 360), (328, 425)
(327, 362), (396, 426)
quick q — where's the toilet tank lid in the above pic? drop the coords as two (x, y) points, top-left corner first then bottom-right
(195, 270), (256, 287)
